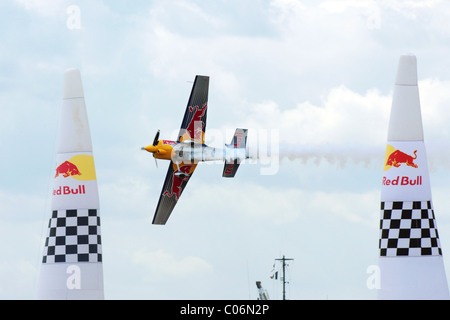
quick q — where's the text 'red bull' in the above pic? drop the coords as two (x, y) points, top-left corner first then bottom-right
(224, 164), (235, 176)
(53, 185), (86, 196)
(382, 176), (422, 186)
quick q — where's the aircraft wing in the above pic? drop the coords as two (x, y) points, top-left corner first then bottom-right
(153, 75), (207, 224)
(177, 75), (209, 144)
(152, 161), (197, 225)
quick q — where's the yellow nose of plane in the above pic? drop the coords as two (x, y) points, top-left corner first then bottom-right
(142, 145), (157, 153)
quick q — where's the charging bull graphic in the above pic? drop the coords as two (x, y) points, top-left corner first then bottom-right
(54, 155), (96, 180)
(386, 149), (418, 169)
(178, 103), (207, 143)
(163, 165), (194, 201)
(55, 161), (82, 178)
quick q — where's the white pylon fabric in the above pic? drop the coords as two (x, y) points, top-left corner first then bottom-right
(378, 55), (449, 300)
(36, 69), (104, 300)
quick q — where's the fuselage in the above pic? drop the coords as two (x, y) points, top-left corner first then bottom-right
(143, 139), (247, 165)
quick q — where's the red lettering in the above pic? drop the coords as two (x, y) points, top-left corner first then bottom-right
(225, 164), (234, 174)
(383, 176), (422, 186)
(392, 177), (399, 185)
(401, 176), (409, 185)
(53, 185), (86, 196)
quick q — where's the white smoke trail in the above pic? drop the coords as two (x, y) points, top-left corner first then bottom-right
(255, 141), (450, 173)
(250, 139), (385, 171)
(277, 144), (385, 168)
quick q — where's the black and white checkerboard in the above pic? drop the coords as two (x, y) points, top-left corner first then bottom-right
(379, 201), (442, 257)
(42, 209), (102, 263)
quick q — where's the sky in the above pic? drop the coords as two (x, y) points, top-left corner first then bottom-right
(3, 0), (450, 300)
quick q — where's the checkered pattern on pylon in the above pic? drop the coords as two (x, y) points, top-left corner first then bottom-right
(42, 209), (102, 263)
(379, 201), (442, 257)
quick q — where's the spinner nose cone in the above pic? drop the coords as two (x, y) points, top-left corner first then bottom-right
(143, 145), (156, 153)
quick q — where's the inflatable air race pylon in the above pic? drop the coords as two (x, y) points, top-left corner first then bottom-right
(36, 69), (104, 299)
(378, 54), (449, 299)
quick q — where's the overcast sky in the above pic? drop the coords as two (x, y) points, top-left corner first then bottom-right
(3, 0), (450, 300)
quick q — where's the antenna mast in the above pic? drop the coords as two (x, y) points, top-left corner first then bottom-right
(274, 255), (294, 300)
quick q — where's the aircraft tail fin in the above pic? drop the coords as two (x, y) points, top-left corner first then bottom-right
(222, 128), (248, 178)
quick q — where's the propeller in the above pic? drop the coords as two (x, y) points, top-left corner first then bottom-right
(153, 129), (160, 146)
(153, 130), (160, 168)
(141, 130), (161, 168)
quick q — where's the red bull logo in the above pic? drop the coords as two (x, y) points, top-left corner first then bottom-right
(382, 176), (422, 186)
(384, 146), (418, 171)
(179, 103), (207, 143)
(53, 155), (96, 197)
(224, 164), (235, 176)
(386, 149), (418, 168)
(54, 155), (96, 181)
(382, 144), (423, 187)
(163, 165), (194, 201)
(53, 185), (86, 195)
(384, 144), (418, 171)
(55, 161), (81, 178)
(233, 131), (244, 148)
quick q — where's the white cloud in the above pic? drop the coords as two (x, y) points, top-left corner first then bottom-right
(243, 86), (391, 146)
(0, 260), (38, 299)
(320, 0), (443, 18)
(132, 249), (212, 281)
(0, 214), (44, 299)
(0, 189), (48, 221)
(227, 78), (450, 168)
(99, 175), (154, 219)
(418, 79), (450, 136)
(320, 0), (377, 13)
(233, 85), (391, 171)
(181, 178), (379, 228)
(14, 0), (69, 19)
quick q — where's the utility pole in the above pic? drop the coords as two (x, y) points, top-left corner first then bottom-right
(275, 255), (294, 300)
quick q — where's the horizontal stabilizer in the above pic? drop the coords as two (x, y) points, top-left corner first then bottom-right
(223, 159), (240, 178)
(222, 128), (248, 178)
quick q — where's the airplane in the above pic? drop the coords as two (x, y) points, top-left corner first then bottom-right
(142, 75), (249, 225)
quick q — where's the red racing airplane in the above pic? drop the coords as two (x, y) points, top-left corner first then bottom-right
(142, 75), (249, 225)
